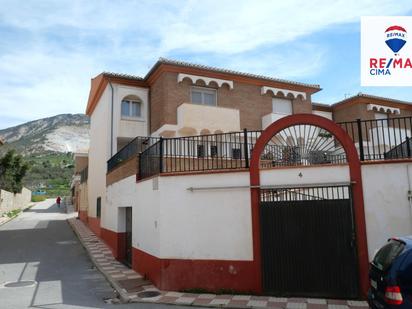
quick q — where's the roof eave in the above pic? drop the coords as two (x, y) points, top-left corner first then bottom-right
(86, 73), (148, 116)
(146, 58), (321, 92)
(332, 93), (412, 109)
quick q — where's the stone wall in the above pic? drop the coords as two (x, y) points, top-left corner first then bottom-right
(0, 187), (31, 216)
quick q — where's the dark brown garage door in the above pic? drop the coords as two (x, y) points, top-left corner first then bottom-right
(260, 185), (359, 299)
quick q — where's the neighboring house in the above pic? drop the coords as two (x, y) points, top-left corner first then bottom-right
(78, 58), (412, 300)
(331, 94), (412, 160)
(71, 152), (88, 220)
(333, 93), (412, 121)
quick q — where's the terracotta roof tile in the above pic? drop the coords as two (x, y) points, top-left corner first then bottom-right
(333, 92), (412, 106)
(146, 58), (320, 89)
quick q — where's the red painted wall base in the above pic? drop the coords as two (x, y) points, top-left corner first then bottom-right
(78, 210), (88, 223)
(79, 216), (126, 263)
(87, 216), (101, 237)
(132, 247), (259, 293)
(101, 228), (126, 261)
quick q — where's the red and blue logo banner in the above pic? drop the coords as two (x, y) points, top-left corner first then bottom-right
(361, 17), (412, 86)
(385, 25), (407, 54)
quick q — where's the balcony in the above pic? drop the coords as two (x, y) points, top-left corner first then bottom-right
(262, 113), (289, 129)
(155, 103), (241, 137)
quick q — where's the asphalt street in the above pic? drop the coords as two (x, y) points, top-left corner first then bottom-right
(0, 199), (198, 309)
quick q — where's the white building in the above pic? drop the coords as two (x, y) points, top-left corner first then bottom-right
(80, 59), (412, 299)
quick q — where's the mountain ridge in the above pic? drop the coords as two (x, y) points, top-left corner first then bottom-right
(0, 114), (90, 155)
(0, 113), (90, 196)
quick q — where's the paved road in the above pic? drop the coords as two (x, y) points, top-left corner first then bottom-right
(0, 199), (194, 309)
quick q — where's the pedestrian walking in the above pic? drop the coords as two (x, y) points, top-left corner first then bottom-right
(56, 196), (61, 208)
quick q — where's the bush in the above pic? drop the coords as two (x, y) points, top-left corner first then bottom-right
(31, 195), (47, 202)
(4, 209), (21, 218)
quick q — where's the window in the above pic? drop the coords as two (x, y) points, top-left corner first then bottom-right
(191, 87), (217, 106)
(210, 145), (218, 157)
(375, 112), (388, 127)
(96, 197), (101, 218)
(232, 148), (241, 159)
(121, 98), (141, 119)
(272, 98), (292, 115)
(197, 145), (205, 158)
(372, 239), (404, 271)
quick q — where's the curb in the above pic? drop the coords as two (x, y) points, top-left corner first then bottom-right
(0, 215), (16, 227)
(67, 218), (131, 303)
(64, 220), (293, 309)
(66, 218), (369, 309)
(0, 203), (34, 227)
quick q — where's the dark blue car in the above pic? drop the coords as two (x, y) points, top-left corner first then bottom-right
(368, 237), (412, 308)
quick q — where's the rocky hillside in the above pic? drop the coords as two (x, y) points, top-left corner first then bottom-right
(0, 114), (90, 155)
(0, 114), (90, 197)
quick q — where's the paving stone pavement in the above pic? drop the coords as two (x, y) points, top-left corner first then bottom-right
(68, 218), (370, 309)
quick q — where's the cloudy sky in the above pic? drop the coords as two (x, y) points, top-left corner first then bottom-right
(0, 0), (412, 129)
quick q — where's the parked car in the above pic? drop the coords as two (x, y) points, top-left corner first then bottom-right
(368, 237), (412, 308)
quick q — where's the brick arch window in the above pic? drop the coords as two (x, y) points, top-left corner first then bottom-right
(121, 95), (142, 119)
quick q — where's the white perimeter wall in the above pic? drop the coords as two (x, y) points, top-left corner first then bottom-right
(104, 163), (412, 262)
(106, 175), (160, 256)
(105, 165), (350, 261)
(260, 165), (350, 186)
(157, 173), (252, 260)
(106, 172), (252, 260)
(362, 163), (412, 259)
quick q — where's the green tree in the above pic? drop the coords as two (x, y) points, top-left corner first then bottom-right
(0, 150), (30, 193)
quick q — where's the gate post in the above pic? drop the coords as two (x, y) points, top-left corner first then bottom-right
(357, 119), (365, 161)
(243, 128), (250, 168)
(159, 137), (164, 173)
(249, 114), (369, 299)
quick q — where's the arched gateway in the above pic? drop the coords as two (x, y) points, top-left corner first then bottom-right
(249, 114), (369, 298)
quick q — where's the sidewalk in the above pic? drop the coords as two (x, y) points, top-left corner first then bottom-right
(0, 203), (35, 226)
(68, 218), (369, 309)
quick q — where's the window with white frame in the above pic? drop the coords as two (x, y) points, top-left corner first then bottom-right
(272, 98), (293, 115)
(191, 87), (217, 106)
(121, 96), (142, 119)
(375, 112), (388, 127)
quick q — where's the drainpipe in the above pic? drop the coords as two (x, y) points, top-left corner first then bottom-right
(147, 88), (151, 136)
(407, 164), (412, 221)
(109, 81), (114, 157)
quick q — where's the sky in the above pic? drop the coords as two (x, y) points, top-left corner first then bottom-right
(0, 0), (412, 129)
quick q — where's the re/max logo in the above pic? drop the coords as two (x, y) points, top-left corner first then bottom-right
(386, 32), (406, 38)
(370, 58), (412, 68)
(369, 57), (412, 75)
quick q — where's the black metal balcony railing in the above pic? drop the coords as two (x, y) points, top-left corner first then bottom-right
(138, 140), (162, 179)
(384, 137), (412, 160)
(137, 130), (262, 179)
(107, 136), (160, 172)
(107, 116), (412, 181)
(338, 116), (412, 161)
(161, 130), (262, 173)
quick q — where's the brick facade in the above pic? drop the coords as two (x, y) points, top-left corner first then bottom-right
(150, 71), (314, 133)
(333, 95), (412, 123)
(106, 156), (138, 186)
(85, 59), (412, 187)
